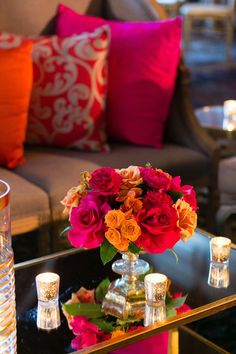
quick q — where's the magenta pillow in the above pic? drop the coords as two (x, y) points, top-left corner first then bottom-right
(56, 4), (182, 148)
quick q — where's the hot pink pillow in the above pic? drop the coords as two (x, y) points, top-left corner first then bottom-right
(56, 4), (182, 148)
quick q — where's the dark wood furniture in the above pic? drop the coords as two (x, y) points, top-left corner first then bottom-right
(15, 229), (236, 353)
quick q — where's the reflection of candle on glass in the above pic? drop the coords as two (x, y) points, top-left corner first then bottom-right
(210, 237), (231, 263)
(223, 100), (236, 131)
(36, 272), (60, 303)
(208, 262), (230, 288)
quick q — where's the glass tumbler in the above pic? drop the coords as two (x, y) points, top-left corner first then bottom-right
(0, 180), (17, 353)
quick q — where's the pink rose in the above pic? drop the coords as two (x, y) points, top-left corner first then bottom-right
(181, 185), (198, 211)
(136, 205), (180, 253)
(89, 167), (122, 195)
(68, 194), (110, 249)
(140, 168), (171, 191)
(70, 316), (108, 350)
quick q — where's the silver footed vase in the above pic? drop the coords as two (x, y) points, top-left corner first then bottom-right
(102, 252), (150, 320)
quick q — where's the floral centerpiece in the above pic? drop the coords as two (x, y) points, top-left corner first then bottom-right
(62, 164), (197, 264)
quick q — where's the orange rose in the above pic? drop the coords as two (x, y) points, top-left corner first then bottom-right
(123, 192), (143, 214)
(175, 200), (197, 241)
(61, 183), (87, 216)
(117, 165), (143, 187)
(105, 210), (126, 229)
(116, 187), (142, 203)
(105, 228), (129, 251)
(120, 219), (141, 241)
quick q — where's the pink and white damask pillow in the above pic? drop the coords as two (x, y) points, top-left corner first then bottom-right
(27, 26), (110, 152)
(0, 27), (110, 152)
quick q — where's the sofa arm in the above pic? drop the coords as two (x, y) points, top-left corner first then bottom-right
(165, 60), (220, 159)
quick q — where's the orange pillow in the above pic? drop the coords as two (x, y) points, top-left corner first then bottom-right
(0, 42), (33, 168)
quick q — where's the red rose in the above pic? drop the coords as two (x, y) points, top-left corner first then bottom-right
(136, 205), (180, 253)
(144, 190), (173, 208)
(89, 167), (122, 196)
(140, 167), (171, 191)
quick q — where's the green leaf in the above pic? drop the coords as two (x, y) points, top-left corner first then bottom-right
(63, 303), (103, 319)
(95, 278), (111, 303)
(100, 239), (117, 265)
(116, 317), (143, 327)
(166, 308), (177, 318)
(90, 318), (115, 333)
(166, 191), (183, 202)
(59, 225), (71, 238)
(128, 242), (141, 254)
(167, 294), (188, 310)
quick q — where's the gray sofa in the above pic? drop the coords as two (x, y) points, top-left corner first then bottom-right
(0, 0), (219, 255)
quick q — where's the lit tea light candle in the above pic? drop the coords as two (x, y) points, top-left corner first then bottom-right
(223, 100), (236, 131)
(36, 272), (60, 303)
(36, 272), (61, 330)
(210, 237), (231, 263)
(144, 273), (167, 305)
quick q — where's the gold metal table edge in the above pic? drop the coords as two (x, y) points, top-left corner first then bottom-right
(76, 294), (236, 354)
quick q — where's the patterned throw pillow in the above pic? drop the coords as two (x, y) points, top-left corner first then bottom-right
(56, 5), (182, 149)
(0, 26), (110, 153)
(27, 26), (110, 152)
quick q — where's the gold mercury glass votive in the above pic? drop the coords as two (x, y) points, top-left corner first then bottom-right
(208, 262), (230, 288)
(210, 237), (231, 263)
(36, 272), (61, 330)
(36, 272), (60, 303)
(144, 273), (168, 326)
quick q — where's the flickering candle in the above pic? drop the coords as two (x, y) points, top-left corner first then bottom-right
(36, 272), (61, 330)
(36, 272), (60, 303)
(210, 237), (231, 263)
(144, 273), (167, 305)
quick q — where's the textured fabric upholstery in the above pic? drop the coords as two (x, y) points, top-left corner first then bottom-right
(219, 157), (236, 196)
(0, 168), (50, 235)
(15, 144), (210, 223)
(106, 0), (159, 21)
(15, 151), (101, 222)
(0, 0), (103, 35)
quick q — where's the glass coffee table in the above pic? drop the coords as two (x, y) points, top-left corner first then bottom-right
(15, 228), (236, 353)
(195, 105), (236, 157)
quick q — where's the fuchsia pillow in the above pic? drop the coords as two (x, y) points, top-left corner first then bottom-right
(26, 26), (110, 151)
(56, 4), (182, 148)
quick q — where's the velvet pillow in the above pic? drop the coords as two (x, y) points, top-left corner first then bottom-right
(26, 26), (110, 152)
(0, 41), (33, 168)
(56, 4), (182, 148)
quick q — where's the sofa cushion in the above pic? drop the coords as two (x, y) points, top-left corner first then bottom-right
(56, 5), (182, 149)
(15, 144), (209, 223)
(0, 168), (50, 235)
(26, 26), (110, 152)
(14, 152), (101, 222)
(0, 42), (33, 168)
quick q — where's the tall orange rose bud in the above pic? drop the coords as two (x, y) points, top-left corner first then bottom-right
(174, 200), (197, 241)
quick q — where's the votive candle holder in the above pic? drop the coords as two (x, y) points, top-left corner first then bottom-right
(210, 237), (231, 264)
